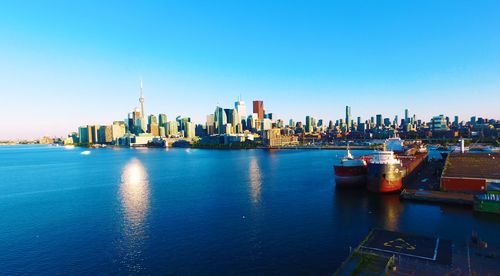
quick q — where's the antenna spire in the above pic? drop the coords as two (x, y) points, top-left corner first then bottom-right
(139, 77), (145, 122)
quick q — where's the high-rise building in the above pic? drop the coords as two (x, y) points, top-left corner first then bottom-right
(98, 125), (113, 144)
(177, 117), (191, 134)
(225, 108), (235, 125)
(261, 118), (272, 131)
(454, 116), (459, 126)
(224, 108), (240, 133)
(158, 113), (167, 126)
(431, 115), (448, 131)
(78, 126), (90, 144)
(358, 123), (365, 132)
(206, 114), (215, 135)
(234, 98), (246, 121)
(345, 106), (352, 130)
(305, 116), (314, 133)
(148, 114), (159, 136)
(148, 114), (157, 125)
(328, 120), (334, 130)
(111, 121), (126, 141)
(265, 113), (274, 121)
(253, 100), (264, 120)
(275, 119), (284, 129)
(185, 121), (196, 138)
(376, 114), (383, 127)
(247, 113), (258, 131)
(166, 121), (179, 136)
(148, 123), (159, 136)
(80, 125), (99, 144)
(289, 119), (295, 128)
(404, 109), (409, 124)
(214, 107), (227, 134)
(383, 118), (391, 127)
(159, 127), (166, 137)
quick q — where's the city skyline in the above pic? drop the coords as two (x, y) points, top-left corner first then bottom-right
(2, 77), (499, 140)
(2, 1), (500, 139)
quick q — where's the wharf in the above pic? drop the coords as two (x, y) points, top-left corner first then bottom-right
(400, 157), (476, 206)
(335, 229), (500, 275)
(403, 157), (444, 190)
(401, 189), (473, 205)
(335, 229), (453, 275)
(264, 145), (378, 150)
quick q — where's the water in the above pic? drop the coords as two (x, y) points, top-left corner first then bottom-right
(0, 145), (499, 274)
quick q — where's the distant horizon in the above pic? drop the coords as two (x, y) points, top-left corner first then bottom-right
(2, 1), (500, 140)
(2, 92), (497, 140)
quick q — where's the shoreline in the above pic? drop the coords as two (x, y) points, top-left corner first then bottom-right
(66, 144), (380, 151)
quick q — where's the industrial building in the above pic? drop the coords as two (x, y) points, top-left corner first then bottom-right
(441, 153), (500, 193)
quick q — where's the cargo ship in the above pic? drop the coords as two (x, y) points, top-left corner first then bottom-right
(334, 148), (369, 188)
(474, 193), (500, 215)
(367, 137), (428, 193)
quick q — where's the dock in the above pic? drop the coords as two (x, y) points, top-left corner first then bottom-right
(335, 229), (500, 275)
(400, 189), (474, 205)
(335, 229), (453, 275)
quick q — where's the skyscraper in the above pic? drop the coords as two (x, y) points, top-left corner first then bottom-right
(214, 106), (227, 134)
(206, 114), (215, 135)
(158, 114), (167, 126)
(376, 114), (382, 127)
(253, 100), (264, 120)
(235, 98), (246, 121)
(404, 109), (409, 125)
(305, 116), (314, 133)
(345, 106), (352, 130)
(148, 115), (159, 136)
(148, 114), (157, 125)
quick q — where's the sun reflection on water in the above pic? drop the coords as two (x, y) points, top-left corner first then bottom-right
(249, 157), (262, 204)
(381, 195), (403, 231)
(118, 158), (150, 272)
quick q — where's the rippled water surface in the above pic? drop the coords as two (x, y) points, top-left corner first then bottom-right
(0, 145), (498, 274)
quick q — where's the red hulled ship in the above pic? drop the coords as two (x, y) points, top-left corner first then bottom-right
(334, 148), (369, 188)
(366, 137), (428, 193)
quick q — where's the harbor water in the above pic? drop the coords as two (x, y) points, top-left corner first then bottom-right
(0, 145), (499, 275)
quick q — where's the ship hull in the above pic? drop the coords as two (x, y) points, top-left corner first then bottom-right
(367, 163), (405, 193)
(334, 165), (367, 188)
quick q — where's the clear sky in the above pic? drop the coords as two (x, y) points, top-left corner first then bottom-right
(1, 0), (499, 139)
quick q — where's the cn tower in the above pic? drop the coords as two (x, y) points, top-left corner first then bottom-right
(139, 78), (145, 120)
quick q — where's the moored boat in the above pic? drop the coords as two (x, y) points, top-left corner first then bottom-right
(366, 150), (405, 193)
(334, 148), (368, 188)
(366, 136), (428, 193)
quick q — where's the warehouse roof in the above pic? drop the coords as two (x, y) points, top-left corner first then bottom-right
(442, 153), (500, 180)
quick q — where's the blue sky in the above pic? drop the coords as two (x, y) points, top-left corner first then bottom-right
(1, 0), (499, 139)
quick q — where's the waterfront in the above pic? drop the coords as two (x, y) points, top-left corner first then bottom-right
(1, 146), (499, 275)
